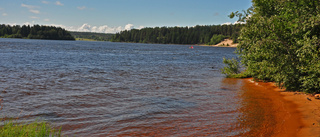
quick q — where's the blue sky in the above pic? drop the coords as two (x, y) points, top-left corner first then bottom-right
(0, 0), (252, 33)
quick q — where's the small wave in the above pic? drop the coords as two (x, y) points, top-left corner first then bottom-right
(113, 97), (196, 122)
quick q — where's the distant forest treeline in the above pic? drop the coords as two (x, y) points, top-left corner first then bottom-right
(0, 24), (75, 40)
(110, 24), (244, 45)
(70, 31), (114, 41)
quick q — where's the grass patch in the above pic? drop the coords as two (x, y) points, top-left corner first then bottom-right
(0, 120), (61, 137)
(0, 97), (61, 137)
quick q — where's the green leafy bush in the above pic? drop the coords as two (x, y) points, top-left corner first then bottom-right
(221, 58), (240, 77)
(207, 34), (226, 45)
(233, 0), (320, 93)
(221, 58), (251, 78)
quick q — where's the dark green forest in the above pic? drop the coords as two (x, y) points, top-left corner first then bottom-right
(223, 0), (320, 93)
(110, 24), (244, 45)
(70, 31), (114, 41)
(0, 24), (75, 40)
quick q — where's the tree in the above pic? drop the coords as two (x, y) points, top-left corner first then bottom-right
(0, 24), (75, 40)
(230, 0), (320, 93)
(110, 24), (244, 44)
(207, 34), (226, 45)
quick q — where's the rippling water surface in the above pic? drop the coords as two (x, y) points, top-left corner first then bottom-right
(0, 38), (244, 136)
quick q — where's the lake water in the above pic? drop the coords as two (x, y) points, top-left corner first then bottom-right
(0, 38), (248, 136)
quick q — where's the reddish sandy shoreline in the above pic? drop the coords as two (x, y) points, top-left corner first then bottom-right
(281, 91), (320, 136)
(242, 78), (320, 137)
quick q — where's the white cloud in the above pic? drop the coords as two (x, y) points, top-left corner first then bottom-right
(91, 26), (97, 31)
(125, 24), (134, 30)
(78, 24), (91, 32)
(21, 4), (40, 14)
(61, 23), (144, 33)
(234, 21), (246, 24)
(136, 26), (144, 30)
(77, 6), (86, 10)
(30, 16), (39, 19)
(55, 1), (64, 6)
(44, 19), (50, 22)
(21, 4), (37, 9)
(222, 22), (232, 25)
(222, 21), (246, 25)
(42, 1), (49, 4)
(2, 13), (7, 16)
(96, 25), (121, 33)
(29, 9), (40, 14)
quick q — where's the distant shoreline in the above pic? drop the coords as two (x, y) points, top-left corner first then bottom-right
(108, 39), (238, 48)
(0, 38), (238, 47)
(196, 39), (238, 47)
(75, 38), (98, 41)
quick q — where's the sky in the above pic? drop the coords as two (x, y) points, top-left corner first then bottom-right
(0, 0), (252, 33)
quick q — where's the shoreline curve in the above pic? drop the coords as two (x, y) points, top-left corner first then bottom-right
(241, 78), (320, 136)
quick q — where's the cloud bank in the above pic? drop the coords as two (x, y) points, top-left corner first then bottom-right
(67, 23), (144, 33)
(222, 21), (246, 25)
(6, 23), (144, 34)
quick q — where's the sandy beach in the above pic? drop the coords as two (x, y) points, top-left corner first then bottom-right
(281, 91), (320, 136)
(242, 78), (320, 137)
(197, 39), (238, 47)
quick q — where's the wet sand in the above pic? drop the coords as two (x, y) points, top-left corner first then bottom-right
(241, 78), (320, 137)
